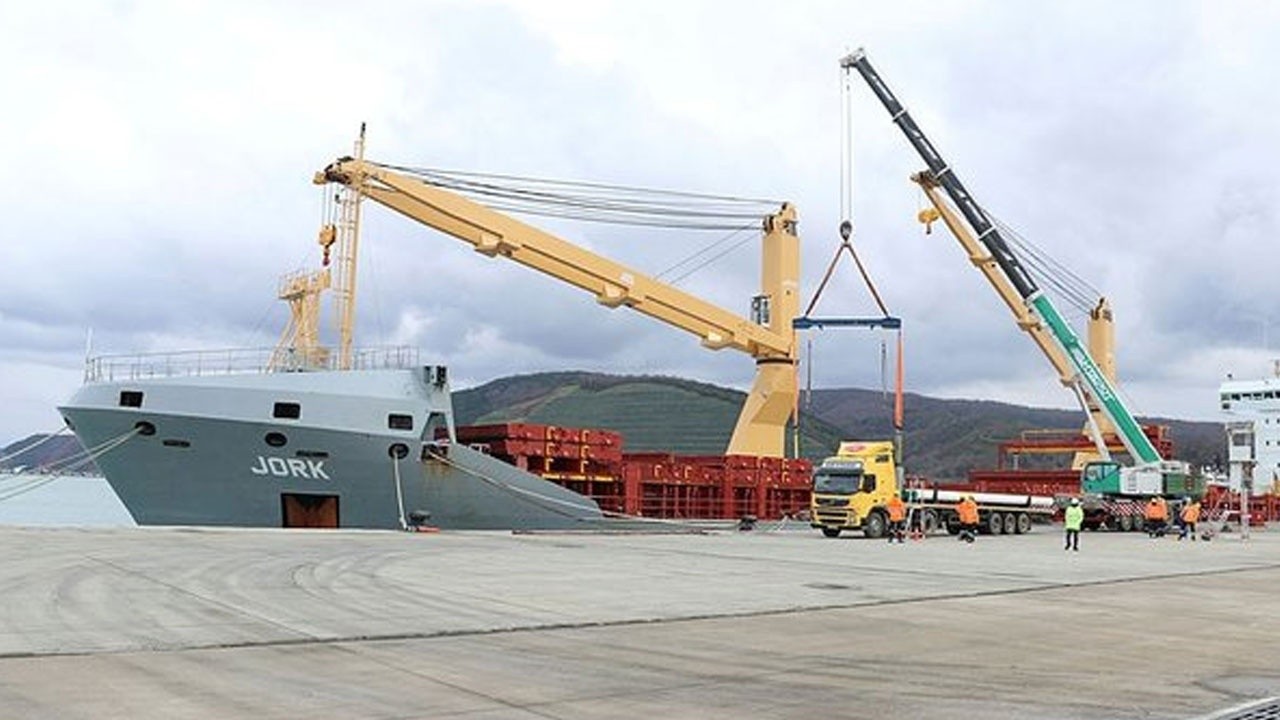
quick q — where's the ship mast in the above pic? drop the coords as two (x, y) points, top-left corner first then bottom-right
(269, 124), (366, 371)
(331, 123), (367, 370)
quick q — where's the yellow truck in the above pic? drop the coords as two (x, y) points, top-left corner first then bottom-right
(809, 441), (1056, 538)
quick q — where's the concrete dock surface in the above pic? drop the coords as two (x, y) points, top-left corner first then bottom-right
(0, 523), (1277, 719)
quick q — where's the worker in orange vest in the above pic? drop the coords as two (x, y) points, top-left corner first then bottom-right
(956, 495), (979, 544)
(1144, 496), (1169, 538)
(886, 493), (907, 544)
(1179, 498), (1201, 541)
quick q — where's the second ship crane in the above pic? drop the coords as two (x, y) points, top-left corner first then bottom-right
(315, 153), (802, 458)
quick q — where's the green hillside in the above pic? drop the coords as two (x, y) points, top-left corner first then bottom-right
(453, 372), (846, 461)
(454, 372), (1225, 480)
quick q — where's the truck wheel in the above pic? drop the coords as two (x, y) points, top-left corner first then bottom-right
(1002, 512), (1017, 535)
(1015, 513), (1032, 534)
(945, 520), (960, 535)
(863, 511), (887, 539)
(821, 528), (842, 538)
(1118, 514), (1133, 532)
(985, 512), (1004, 535)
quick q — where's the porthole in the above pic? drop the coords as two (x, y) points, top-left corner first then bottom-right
(265, 432), (287, 448)
(162, 439), (191, 448)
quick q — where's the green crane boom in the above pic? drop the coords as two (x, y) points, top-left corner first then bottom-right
(841, 48), (1162, 466)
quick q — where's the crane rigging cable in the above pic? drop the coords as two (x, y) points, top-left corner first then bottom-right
(793, 54), (906, 446)
(991, 214), (1101, 313)
(377, 163), (778, 283)
(378, 164), (781, 231)
(656, 225), (758, 285)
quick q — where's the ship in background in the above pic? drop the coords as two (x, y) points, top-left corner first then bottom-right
(1220, 360), (1280, 496)
(57, 128), (608, 530)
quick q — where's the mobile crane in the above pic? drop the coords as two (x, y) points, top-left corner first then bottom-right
(314, 150), (801, 458)
(842, 48), (1191, 499)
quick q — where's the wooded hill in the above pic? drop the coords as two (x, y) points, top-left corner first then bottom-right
(452, 372), (1225, 480)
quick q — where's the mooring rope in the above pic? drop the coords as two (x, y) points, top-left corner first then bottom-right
(0, 427), (72, 465)
(0, 427), (141, 504)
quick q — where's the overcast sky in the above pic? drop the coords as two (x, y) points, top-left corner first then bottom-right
(3, 0), (1278, 445)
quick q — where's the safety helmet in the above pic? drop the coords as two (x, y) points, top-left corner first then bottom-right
(1070, 497), (1080, 505)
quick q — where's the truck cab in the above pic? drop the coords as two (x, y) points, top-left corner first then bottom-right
(809, 441), (898, 538)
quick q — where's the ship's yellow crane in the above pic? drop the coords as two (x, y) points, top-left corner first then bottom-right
(314, 148), (802, 458)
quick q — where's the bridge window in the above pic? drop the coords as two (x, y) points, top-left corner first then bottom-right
(119, 391), (143, 408)
(388, 414), (414, 431)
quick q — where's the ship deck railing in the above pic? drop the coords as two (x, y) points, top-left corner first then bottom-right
(83, 346), (422, 383)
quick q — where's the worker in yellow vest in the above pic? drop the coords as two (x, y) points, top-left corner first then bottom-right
(1064, 497), (1084, 552)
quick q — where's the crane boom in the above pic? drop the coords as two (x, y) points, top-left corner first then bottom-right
(913, 172), (1118, 460)
(315, 156), (800, 457)
(842, 48), (1162, 466)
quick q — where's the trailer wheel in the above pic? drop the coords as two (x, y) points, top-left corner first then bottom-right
(1118, 514), (1133, 532)
(1001, 512), (1017, 535)
(984, 512), (1004, 535)
(863, 511), (887, 539)
(1015, 513), (1032, 534)
(945, 519), (960, 535)
(821, 528), (841, 538)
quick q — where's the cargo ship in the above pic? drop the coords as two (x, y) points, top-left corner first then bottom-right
(57, 349), (613, 530)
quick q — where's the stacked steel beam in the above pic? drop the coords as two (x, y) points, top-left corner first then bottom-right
(456, 423), (811, 520)
(456, 423), (625, 513)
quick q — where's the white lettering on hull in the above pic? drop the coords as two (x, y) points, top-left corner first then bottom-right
(250, 455), (330, 480)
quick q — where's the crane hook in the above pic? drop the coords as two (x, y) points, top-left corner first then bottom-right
(917, 207), (940, 234)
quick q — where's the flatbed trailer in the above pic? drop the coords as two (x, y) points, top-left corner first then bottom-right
(908, 487), (1058, 536)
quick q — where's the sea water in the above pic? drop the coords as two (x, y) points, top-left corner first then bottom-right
(0, 472), (135, 527)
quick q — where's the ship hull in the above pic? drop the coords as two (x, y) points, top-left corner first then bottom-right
(58, 364), (605, 531)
